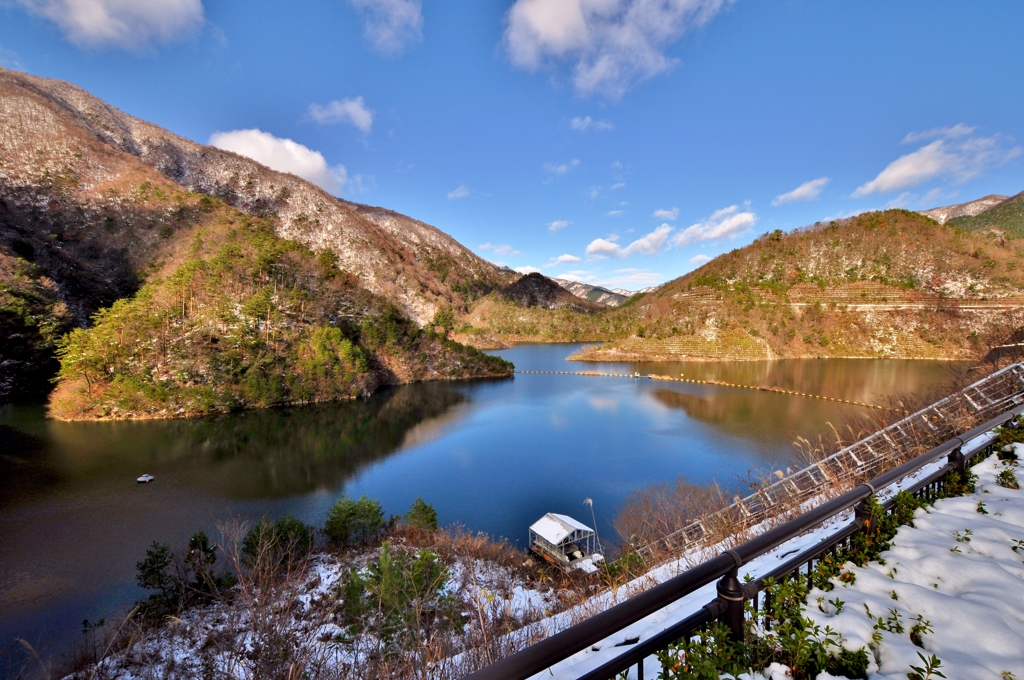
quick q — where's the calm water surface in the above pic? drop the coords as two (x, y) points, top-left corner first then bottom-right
(0, 344), (963, 662)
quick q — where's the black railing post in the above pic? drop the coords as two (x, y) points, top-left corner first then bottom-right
(947, 445), (966, 474)
(853, 500), (874, 531)
(716, 566), (745, 642)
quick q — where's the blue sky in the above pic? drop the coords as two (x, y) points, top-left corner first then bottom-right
(2, 1), (1023, 290)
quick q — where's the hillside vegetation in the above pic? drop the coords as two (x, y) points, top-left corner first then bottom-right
(49, 192), (510, 420)
(0, 67), (513, 415)
(463, 210), (1024, 360)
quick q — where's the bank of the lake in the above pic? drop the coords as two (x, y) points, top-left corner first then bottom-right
(0, 344), (965, 666)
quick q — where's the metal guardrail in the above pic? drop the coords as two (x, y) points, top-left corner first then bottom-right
(638, 362), (1024, 560)
(465, 368), (1024, 680)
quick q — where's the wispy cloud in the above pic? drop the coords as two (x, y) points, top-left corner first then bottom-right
(772, 177), (829, 206)
(570, 115), (613, 132)
(602, 268), (662, 288)
(653, 207), (679, 220)
(673, 204), (756, 247)
(15, 0), (204, 50)
(209, 129), (346, 194)
(901, 124), (975, 144)
(556, 270), (595, 283)
(548, 220), (572, 232)
(544, 159), (581, 175)
(545, 253), (581, 268)
(308, 96), (374, 133)
(503, 0), (731, 98)
(689, 254), (711, 266)
(480, 243), (521, 256)
(610, 182), (626, 190)
(0, 43), (24, 69)
(585, 224), (673, 259)
(606, 210), (624, 217)
(853, 125), (1021, 197)
(447, 184), (470, 200)
(348, 0), (422, 55)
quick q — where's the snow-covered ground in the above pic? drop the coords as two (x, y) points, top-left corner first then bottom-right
(802, 451), (1024, 680)
(527, 432), (1024, 680)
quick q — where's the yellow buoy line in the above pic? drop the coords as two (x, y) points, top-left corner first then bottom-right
(514, 370), (892, 411)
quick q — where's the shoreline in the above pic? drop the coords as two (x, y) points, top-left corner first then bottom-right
(47, 370), (515, 422)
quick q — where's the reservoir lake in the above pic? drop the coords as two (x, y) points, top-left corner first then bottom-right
(0, 343), (965, 662)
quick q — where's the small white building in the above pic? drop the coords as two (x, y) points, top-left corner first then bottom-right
(528, 513), (604, 574)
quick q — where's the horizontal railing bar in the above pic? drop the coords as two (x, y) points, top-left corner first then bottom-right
(756, 520), (862, 588)
(576, 605), (719, 680)
(463, 403), (1024, 680)
(464, 555), (737, 680)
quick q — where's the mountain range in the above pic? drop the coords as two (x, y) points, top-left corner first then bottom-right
(4, 67), (1024, 414)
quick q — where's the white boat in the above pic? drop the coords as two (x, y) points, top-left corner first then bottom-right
(137, 474), (154, 483)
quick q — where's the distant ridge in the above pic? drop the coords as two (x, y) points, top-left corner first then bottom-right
(949, 191), (1024, 238)
(920, 194), (1009, 224)
(553, 279), (655, 306)
(503, 273), (599, 313)
(554, 279), (630, 306)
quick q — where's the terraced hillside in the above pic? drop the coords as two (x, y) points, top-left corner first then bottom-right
(464, 210), (1024, 360)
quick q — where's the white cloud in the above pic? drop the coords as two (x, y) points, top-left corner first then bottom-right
(585, 224), (673, 259)
(772, 177), (830, 206)
(653, 207), (679, 220)
(308, 96), (374, 133)
(610, 182), (626, 190)
(480, 243), (521, 256)
(514, 265), (542, 275)
(853, 126), (1022, 197)
(545, 253), (581, 268)
(16, 0), (204, 50)
(503, 0), (730, 98)
(448, 184), (470, 200)
(673, 204), (756, 247)
(689, 254), (711, 266)
(570, 115), (613, 132)
(557, 270), (599, 283)
(209, 129), (346, 194)
(548, 220), (572, 232)
(586, 186), (602, 199)
(606, 210), (624, 217)
(348, 0), (422, 55)
(544, 159), (581, 175)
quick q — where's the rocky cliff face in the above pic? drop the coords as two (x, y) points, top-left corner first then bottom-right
(0, 67), (517, 408)
(920, 194), (1010, 224)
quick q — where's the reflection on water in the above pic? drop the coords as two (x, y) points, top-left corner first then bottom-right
(638, 359), (963, 446)
(1, 384), (466, 505)
(0, 346), (964, 666)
